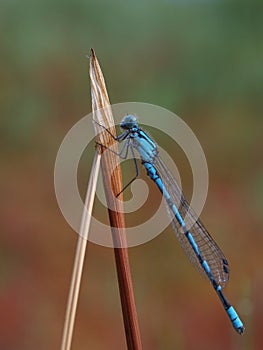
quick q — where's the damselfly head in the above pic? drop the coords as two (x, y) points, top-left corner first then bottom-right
(120, 115), (138, 130)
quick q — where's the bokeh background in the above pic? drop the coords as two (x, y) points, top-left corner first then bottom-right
(1, 1), (263, 349)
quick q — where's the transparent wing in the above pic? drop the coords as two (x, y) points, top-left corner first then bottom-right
(154, 156), (229, 288)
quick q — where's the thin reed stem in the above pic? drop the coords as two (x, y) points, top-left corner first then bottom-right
(89, 48), (142, 350)
(61, 151), (101, 350)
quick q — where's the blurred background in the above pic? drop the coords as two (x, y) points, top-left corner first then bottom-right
(1, 1), (263, 349)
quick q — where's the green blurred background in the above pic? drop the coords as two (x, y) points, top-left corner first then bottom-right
(1, 1), (263, 349)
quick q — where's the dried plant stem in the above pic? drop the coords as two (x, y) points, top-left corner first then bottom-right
(90, 49), (142, 350)
(61, 151), (101, 350)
